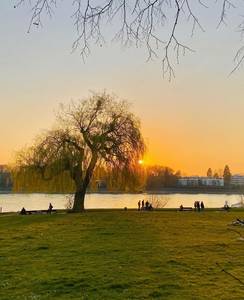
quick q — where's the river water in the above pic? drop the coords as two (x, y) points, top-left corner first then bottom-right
(0, 193), (242, 213)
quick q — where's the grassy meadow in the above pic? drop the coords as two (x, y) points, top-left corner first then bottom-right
(0, 210), (244, 299)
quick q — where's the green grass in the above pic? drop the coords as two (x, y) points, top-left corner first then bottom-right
(0, 210), (244, 299)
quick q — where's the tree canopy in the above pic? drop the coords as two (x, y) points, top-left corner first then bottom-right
(145, 165), (180, 190)
(207, 168), (213, 178)
(16, 93), (145, 211)
(223, 164), (231, 186)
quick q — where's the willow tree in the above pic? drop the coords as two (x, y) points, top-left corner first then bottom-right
(17, 93), (145, 211)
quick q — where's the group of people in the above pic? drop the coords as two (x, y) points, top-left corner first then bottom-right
(138, 200), (153, 211)
(194, 201), (204, 211)
(20, 203), (53, 215)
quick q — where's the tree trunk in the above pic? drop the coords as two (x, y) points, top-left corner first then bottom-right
(71, 152), (98, 212)
(72, 187), (86, 212)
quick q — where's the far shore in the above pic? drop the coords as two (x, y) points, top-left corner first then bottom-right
(1, 187), (244, 195)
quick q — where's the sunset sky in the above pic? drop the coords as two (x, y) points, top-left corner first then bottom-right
(1, 2), (244, 175)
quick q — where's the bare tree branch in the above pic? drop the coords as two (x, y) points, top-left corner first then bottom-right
(15, 0), (244, 77)
(217, 0), (236, 28)
(216, 262), (244, 286)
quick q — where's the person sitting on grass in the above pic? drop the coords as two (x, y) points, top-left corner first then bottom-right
(224, 202), (230, 211)
(20, 207), (26, 215)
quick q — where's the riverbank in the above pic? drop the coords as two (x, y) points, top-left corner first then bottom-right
(1, 211), (244, 299)
(0, 193), (242, 213)
(1, 207), (244, 216)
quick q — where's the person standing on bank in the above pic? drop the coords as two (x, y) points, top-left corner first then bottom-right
(145, 201), (149, 210)
(196, 201), (200, 212)
(138, 200), (141, 211)
(48, 203), (53, 214)
(141, 200), (144, 210)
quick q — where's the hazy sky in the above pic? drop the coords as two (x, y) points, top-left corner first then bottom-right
(1, 1), (244, 175)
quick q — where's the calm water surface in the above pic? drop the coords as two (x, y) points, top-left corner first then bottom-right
(0, 193), (242, 212)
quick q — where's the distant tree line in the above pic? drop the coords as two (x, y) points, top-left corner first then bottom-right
(10, 164), (238, 193)
(206, 165), (232, 186)
(11, 163), (180, 193)
(9, 163), (244, 193)
(145, 166), (180, 191)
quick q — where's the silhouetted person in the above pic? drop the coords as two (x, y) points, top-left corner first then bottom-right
(149, 203), (153, 211)
(20, 207), (26, 215)
(196, 201), (200, 212)
(194, 201), (197, 211)
(180, 204), (183, 211)
(200, 201), (204, 210)
(142, 200), (145, 210)
(138, 200), (141, 211)
(145, 201), (149, 210)
(224, 202), (230, 211)
(48, 203), (53, 214)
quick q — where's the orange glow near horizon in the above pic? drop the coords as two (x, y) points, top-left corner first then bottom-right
(1, 2), (244, 176)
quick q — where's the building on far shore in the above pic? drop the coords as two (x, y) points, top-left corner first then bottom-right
(231, 174), (244, 186)
(200, 177), (224, 187)
(177, 177), (199, 187)
(177, 177), (224, 187)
